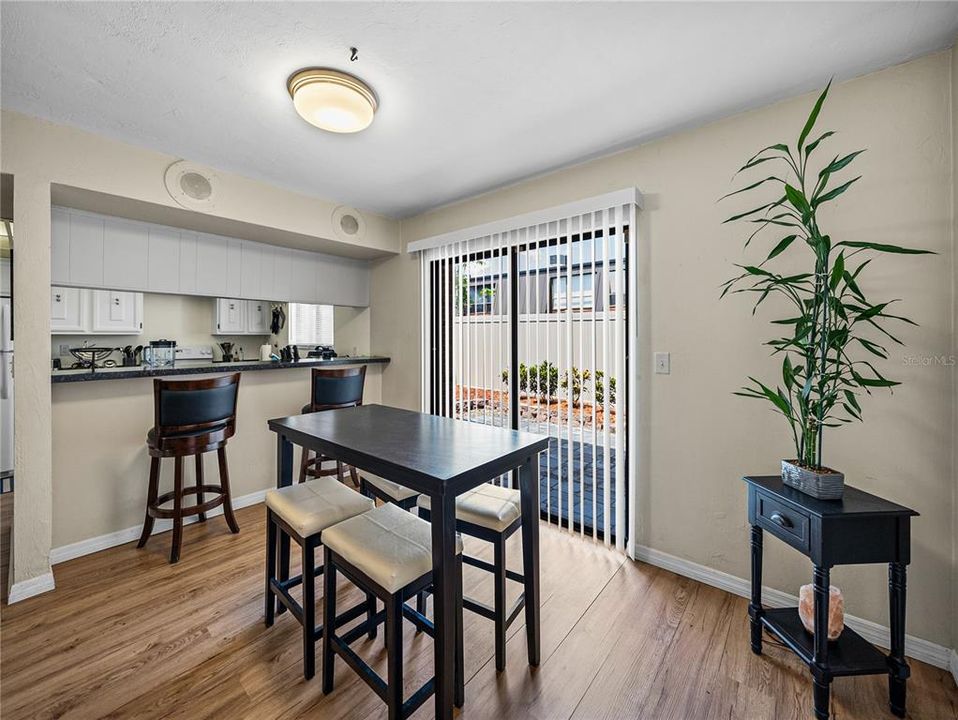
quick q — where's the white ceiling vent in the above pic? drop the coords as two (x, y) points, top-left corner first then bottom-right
(164, 161), (217, 211)
(332, 205), (366, 242)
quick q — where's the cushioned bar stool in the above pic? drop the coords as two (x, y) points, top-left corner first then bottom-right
(299, 366), (366, 485)
(264, 476), (375, 680)
(138, 373), (242, 564)
(417, 482), (524, 672)
(321, 503), (465, 720)
(359, 472), (419, 511)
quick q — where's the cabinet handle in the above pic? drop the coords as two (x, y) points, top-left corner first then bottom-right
(114, 296), (120, 306)
(769, 512), (792, 529)
(55, 293), (61, 302)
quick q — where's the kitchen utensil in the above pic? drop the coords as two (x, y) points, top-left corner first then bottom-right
(144, 340), (176, 368)
(219, 342), (235, 362)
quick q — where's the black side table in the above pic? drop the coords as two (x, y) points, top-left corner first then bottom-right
(744, 475), (918, 720)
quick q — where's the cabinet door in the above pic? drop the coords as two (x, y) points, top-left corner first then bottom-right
(50, 286), (85, 333)
(240, 241), (261, 300)
(69, 212), (104, 286)
(258, 244), (276, 301)
(195, 233), (228, 296)
(246, 300), (270, 334)
(148, 226), (181, 293)
(226, 239), (243, 298)
(103, 217), (149, 289)
(214, 298), (247, 334)
(272, 247), (291, 297)
(91, 290), (142, 334)
(179, 232), (197, 294)
(51, 208), (71, 285)
(289, 249), (315, 303)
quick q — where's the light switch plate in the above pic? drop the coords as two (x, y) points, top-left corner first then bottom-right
(654, 352), (671, 374)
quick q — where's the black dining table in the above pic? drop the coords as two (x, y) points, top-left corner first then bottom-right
(268, 403), (550, 720)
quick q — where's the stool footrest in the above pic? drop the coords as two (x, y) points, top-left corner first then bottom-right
(339, 609), (386, 645)
(150, 485), (227, 519)
(462, 554), (524, 584)
(275, 565), (325, 594)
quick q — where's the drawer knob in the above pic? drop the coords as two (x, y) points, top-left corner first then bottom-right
(770, 512), (793, 529)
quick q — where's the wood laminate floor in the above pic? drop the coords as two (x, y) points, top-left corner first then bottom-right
(1, 504), (955, 719)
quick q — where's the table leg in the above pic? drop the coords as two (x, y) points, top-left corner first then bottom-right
(888, 562), (908, 718)
(812, 565), (832, 720)
(276, 435), (294, 615)
(519, 454), (541, 666)
(430, 491), (458, 720)
(748, 525), (763, 654)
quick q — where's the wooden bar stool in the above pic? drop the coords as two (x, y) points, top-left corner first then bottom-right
(321, 503), (465, 719)
(298, 366), (366, 485)
(417, 483), (524, 672)
(137, 373), (242, 564)
(264, 476), (375, 680)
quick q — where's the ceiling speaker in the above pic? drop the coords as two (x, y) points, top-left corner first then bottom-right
(332, 205), (366, 241)
(164, 161), (217, 210)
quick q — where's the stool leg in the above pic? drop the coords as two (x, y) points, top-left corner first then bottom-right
(303, 540), (316, 680)
(298, 448), (310, 483)
(494, 535), (507, 672)
(265, 510), (276, 627)
(385, 593), (404, 720)
(366, 592), (378, 640)
(336, 460), (344, 483)
(195, 453), (206, 522)
(170, 456), (184, 564)
(416, 590), (427, 633)
(137, 456), (160, 548)
(217, 447), (240, 534)
(322, 548), (337, 694)
(348, 464), (359, 488)
(455, 555), (465, 708)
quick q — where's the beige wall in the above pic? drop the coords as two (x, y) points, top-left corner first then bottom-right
(375, 51), (958, 647)
(1, 110), (399, 593)
(951, 40), (958, 657)
(51, 364), (382, 548)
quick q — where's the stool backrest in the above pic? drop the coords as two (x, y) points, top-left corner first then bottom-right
(309, 366), (366, 411)
(153, 373), (241, 439)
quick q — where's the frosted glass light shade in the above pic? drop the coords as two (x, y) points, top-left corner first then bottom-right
(288, 68), (377, 133)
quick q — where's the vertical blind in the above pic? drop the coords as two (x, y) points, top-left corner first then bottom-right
(411, 189), (641, 553)
(288, 303), (334, 346)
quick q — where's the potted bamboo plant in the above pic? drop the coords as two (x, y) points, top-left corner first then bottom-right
(720, 82), (933, 499)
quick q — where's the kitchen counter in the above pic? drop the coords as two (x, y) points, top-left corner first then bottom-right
(50, 356), (390, 383)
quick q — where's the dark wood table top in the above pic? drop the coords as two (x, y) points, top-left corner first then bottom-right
(269, 404), (550, 494)
(744, 475), (918, 518)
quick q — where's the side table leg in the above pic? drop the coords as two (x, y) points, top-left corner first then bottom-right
(748, 525), (764, 654)
(888, 562), (909, 718)
(812, 565), (832, 720)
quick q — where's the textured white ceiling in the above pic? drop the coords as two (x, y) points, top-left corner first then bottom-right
(2, 2), (957, 218)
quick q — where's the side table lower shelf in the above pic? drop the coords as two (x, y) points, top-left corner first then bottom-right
(761, 607), (889, 677)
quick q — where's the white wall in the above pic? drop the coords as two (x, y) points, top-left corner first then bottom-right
(376, 50), (957, 649)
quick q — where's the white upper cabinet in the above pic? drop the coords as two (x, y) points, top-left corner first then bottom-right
(178, 232), (197, 294)
(195, 233), (229, 297)
(103, 217), (149, 289)
(246, 300), (270, 334)
(148, 226), (181, 293)
(240, 241), (261, 300)
(91, 290), (143, 334)
(214, 297), (247, 334)
(49, 207), (372, 307)
(51, 208), (71, 285)
(50, 286), (84, 332)
(69, 212), (104, 287)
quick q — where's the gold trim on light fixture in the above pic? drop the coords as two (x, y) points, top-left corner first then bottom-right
(287, 67), (378, 133)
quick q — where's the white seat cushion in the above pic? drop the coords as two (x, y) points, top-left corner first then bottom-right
(417, 483), (521, 533)
(266, 477), (373, 538)
(322, 503), (462, 594)
(362, 472), (419, 502)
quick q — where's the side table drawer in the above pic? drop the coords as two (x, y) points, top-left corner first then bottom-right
(754, 491), (810, 553)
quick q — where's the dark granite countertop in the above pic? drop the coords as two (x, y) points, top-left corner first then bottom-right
(51, 356), (390, 384)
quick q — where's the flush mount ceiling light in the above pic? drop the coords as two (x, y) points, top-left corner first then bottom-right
(287, 68), (378, 134)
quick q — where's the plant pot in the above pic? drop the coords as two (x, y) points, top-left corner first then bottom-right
(781, 460), (844, 500)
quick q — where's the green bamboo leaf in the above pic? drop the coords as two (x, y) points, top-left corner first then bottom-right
(804, 131), (835, 157)
(829, 252), (844, 292)
(799, 81), (831, 151)
(783, 356), (795, 390)
(723, 201), (779, 224)
(764, 234), (797, 263)
(784, 184), (810, 213)
(837, 241), (935, 255)
(819, 150), (865, 177)
(854, 337), (888, 359)
(719, 176), (785, 201)
(738, 143), (791, 174)
(843, 390), (861, 412)
(841, 403), (862, 420)
(857, 377), (901, 388)
(812, 176), (861, 207)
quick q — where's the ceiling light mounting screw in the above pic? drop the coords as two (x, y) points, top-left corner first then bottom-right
(349, 47), (358, 62)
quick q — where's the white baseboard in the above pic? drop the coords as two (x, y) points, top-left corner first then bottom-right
(8, 571), (56, 604)
(633, 544), (952, 671)
(49, 489), (268, 565)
